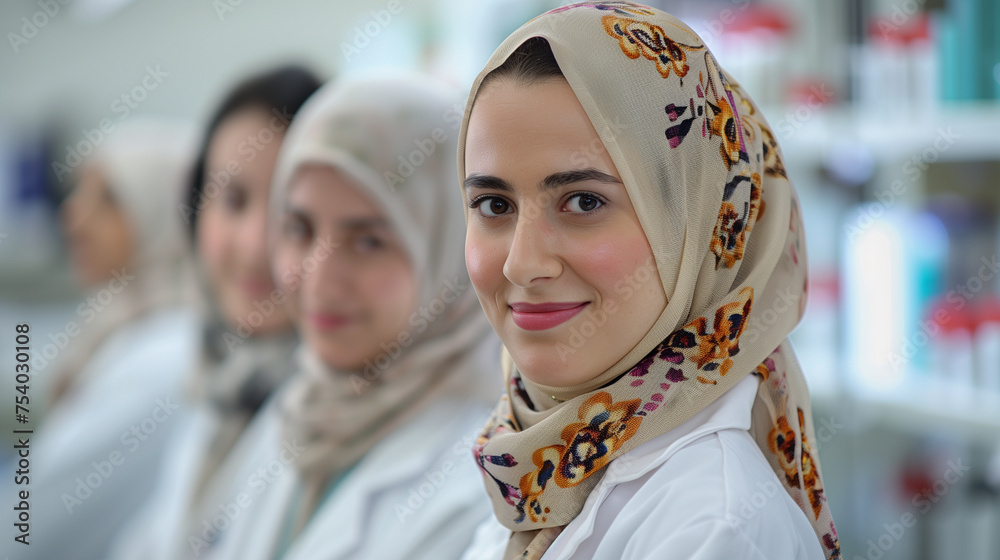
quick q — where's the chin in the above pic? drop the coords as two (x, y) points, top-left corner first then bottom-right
(510, 348), (579, 387)
(309, 336), (364, 371)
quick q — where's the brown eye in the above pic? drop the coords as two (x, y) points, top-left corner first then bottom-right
(353, 234), (385, 253)
(473, 196), (512, 217)
(282, 214), (311, 243)
(222, 185), (248, 213)
(564, 193), (603, 213)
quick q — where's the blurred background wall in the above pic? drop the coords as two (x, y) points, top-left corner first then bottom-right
(1, 0), (999, 558)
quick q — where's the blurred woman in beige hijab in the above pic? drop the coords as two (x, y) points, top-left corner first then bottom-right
(1, 117), (200, 560)
(192, 75), (501, 560)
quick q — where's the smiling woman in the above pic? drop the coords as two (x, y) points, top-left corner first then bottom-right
(458, 3), (840, 560)
(464, 76), (666, 390)
(275, 163), (416, 371)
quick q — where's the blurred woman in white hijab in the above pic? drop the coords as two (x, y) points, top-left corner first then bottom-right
(191, 75), (501, 560)
(0, 117), (200, 560)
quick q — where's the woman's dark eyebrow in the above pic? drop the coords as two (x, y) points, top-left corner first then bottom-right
(284, 206), (310, 222)
(464, 168), (619, 193)
(542, 168), (621, 189)
(341, 217), (390, 231)
(285, 206), (389, 231)
(463, 174), (511, 192)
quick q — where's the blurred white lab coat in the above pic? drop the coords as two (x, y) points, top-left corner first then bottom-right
(1, 307), (198, 560)
(182, 395), (493, 560)
(104, 401), (222, 560)
(461, 375), (826, 560)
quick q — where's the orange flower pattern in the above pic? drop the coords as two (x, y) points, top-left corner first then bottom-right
(767, 407), (830, 521)
(476, 287), (754, 523)
(600, 10), (784, 271)
(601, 14), (704, 81)
(731, 80), (788, 179)
(516, 393), (642, 523)
(707, 95), (743, 169)
(710, 171), (762, 268)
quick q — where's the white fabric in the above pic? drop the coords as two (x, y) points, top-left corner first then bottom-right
(104, 403), (222, 560)
(462, 374), (824, 560)
(188, 395), (494, 560)
(2, 308), (199, 560)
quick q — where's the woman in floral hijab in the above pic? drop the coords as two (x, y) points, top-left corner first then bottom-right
(458, 3), (839, 559)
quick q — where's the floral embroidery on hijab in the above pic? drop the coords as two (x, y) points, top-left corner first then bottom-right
(602, 14), (704, 81)
(768, 406), (830, 522)
(516, 393), (642, 523)
(548, 1), (655, 17)
(731, 81), (789, 179)
(710, 170), (763, 268)
(474, 286), (755, 522)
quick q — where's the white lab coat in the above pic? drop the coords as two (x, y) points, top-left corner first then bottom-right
(2, 307), (198, 560)
(185, 394), (494, 560)
(461, 375), (826, 560)
(104, 403), (223, 560)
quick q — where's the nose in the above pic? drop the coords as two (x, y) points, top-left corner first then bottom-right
(503, 213), (562, 287)
(301, 236), (351, 303)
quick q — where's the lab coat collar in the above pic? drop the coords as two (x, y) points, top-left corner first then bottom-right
(601, 373), (761, 486)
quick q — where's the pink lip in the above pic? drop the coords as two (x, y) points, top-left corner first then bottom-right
(308, 312), (353, 331)
(509, 301), (589, 331)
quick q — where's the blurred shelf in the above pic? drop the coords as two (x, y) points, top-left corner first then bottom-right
(814, 378), (1000, 444)
(763, 102), (1000, 164)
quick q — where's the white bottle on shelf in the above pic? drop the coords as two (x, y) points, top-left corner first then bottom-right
(975, 319), (1000, 394)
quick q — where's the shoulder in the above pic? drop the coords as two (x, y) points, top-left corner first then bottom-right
(287, 400), (495, 560)
(95, 307), (200, 378)
(127, 307), (200, 354)
(588, 429), (824, 559)
(626, 429), (787, 522)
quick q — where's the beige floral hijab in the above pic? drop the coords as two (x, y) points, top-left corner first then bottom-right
(456, 3), (840, 559)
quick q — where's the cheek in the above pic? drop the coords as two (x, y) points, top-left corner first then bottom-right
(110, 218), (134, 265)
(368, 262), (415, 316)
(465, 231), (505, 303)
(567, 229), (653, 297)
(196, 209), (233, 281)
(272, 246), (303, 311)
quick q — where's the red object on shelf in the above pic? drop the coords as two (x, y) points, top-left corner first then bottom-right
(975, 295), (1000, 327)
(723, 5), (795, 36)
(900, 463), (935, 503)
(868, 12), (931, 45)
(924, 297), (979, 334)
(785, 79), (838, 107)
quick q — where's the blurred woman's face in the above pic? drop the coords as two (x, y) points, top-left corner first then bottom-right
(463, 78), (666, 389)
(197, 106), (291, 335)
(274, 164), (417, 371)
(62, 166), (134, 288)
